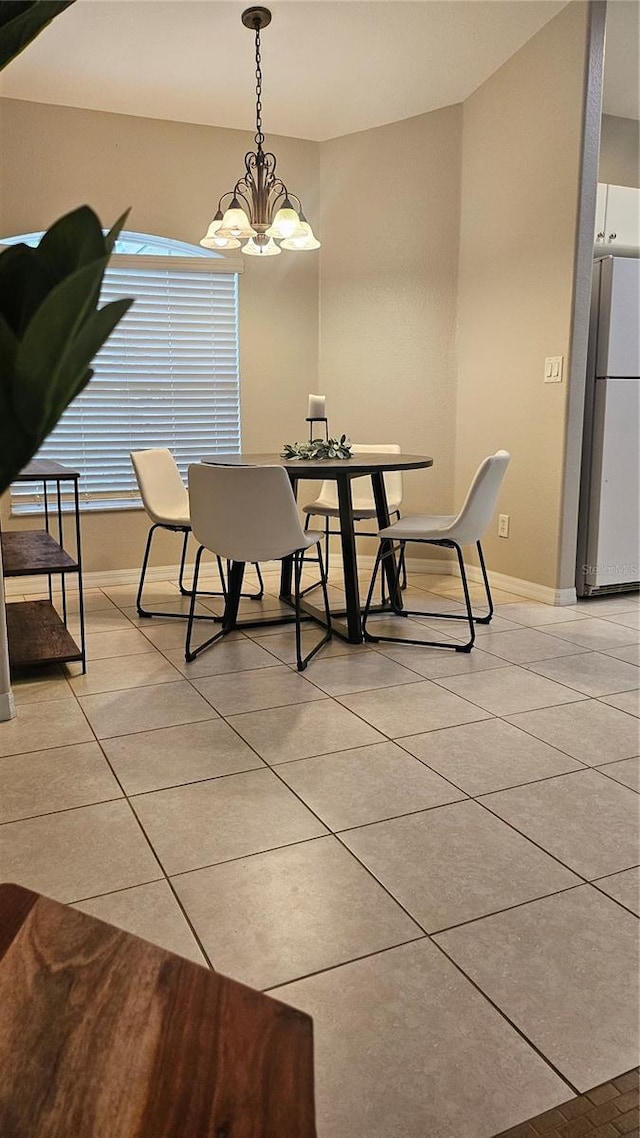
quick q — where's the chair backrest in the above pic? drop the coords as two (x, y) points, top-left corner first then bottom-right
(452, 451), (511, 545)
(130, 448), (190, 525)
(316, 444), (403, 511)
(188, 464), (308, 563)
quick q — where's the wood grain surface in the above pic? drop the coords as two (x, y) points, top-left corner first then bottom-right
(1, 533), (78, 576)
(0, 884), (317, 1138)
(5, 601), (83, 667)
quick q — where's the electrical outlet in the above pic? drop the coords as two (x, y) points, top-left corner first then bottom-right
(498, 514), (510, 538)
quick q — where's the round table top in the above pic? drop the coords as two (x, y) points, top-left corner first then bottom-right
(200, 453), (434, 477)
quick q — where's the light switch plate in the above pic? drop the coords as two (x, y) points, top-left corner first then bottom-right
(544, 356), (563, 383)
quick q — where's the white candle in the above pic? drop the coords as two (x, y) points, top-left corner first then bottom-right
(308, 394), (326, 419)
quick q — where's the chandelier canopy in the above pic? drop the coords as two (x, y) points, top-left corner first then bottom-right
(200, 7), (320, 258)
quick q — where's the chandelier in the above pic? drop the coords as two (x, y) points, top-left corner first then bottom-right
(200, 6), (320, 258)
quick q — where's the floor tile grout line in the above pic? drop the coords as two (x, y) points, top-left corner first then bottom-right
(490, 706), (639, 768)
(470, 787), (638, 884)
(426, 936), (582, 1098)
(333, 827), (601, 939)
(96, 740), (218, 970)
(0, 793), (128, 829)
(423, 661), (594, 709)
(166, 832), (339, 881)
(593, 694), (640, 719)
(37, 671), (218, 971)
(426, 881), (595, 937)
(261, 934), (430, 994)
(588, 877), (640, 920)
(267, 917), (581, 1102)
(594, 763), (640, 793)
(392, 733), (594, 796)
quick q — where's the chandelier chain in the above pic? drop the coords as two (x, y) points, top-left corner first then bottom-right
(254, 25), (264, 149)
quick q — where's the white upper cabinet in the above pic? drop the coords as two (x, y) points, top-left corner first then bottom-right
(595, 183), (640, 250)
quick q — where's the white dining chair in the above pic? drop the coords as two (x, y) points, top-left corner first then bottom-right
(130, 448), (264, 619)
(186, 463), (332, 670)
(302, 443), (407, 592)
(363, 450), (511, 651)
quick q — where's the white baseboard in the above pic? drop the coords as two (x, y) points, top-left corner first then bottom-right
(83, 564), (188, 588)
(0, 690), (16, 721)
(81, 562), (268, 589)
(353, 555), (575, 605)
(462, 565), (577, 607)
(81, 557), (576, 607)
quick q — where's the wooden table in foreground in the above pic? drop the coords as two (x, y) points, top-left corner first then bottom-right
(0, 883), (317, 1138)
(202, 452), (433, 643)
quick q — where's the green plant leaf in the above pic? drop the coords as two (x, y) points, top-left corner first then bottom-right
(12, 255), (110, 433)
(36, 205), (106, 288)
(0, 243), (51, 336)
(104, 209), (131, 256)
(0, 1), (76, 71)
(41, 296), (132, 430)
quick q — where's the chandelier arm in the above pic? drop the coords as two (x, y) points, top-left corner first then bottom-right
(217, 190), (236, 212)
(268, 176), (289, 201)
(233, 185), (254, 214)
(285, 192), (304, 213)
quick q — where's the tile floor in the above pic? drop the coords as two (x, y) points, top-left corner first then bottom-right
(1, 568), (639, 1138)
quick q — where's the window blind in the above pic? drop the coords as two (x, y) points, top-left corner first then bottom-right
(13, 258), (240, 510)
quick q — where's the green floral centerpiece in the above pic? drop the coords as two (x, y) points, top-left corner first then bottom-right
(281, 435), (352, 460)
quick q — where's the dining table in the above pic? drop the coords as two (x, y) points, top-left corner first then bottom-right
(201, 452), (433, 643)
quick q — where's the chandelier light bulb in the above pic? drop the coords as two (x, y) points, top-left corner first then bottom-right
(280, 221), (321, 251)
(266, 206), (305, 241)
(218, 202), (257, 240)
(199, 211), (225, 248)
(212, 234), (242, 250)
(242, 236), (282, 256)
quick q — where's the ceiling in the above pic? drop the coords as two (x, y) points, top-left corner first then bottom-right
(0, 1), (637, 141)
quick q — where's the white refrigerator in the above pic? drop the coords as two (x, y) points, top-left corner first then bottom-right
(577, 256), (640, 596)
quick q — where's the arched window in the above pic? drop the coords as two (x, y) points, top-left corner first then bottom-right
(1, 231), (242, 511)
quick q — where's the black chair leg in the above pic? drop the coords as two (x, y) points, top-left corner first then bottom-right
(300, 514), (329, 598)
(294, 545), (332, 671)
(137, 523), (213, 621)
(181, 540), (263, 602)
(381, 512), (404, 604)
(136, 523), (159, 617)
(177, 529), (191, 595)
(363, 539), (476, 651)
(185, 546), (224, 661)
(474, 541), (494, 623)
(185, 551), (245, 662)
(453, 543), (475, 651)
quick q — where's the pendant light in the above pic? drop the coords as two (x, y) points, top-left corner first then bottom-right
(200, 7), (320, 258)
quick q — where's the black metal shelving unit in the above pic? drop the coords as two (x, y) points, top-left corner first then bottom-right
(2, 461), (86, 673)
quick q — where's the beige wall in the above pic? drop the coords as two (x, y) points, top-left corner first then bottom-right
(599, 114), (640, 188)
(318, 106), (462, 545)
(455, 2), (591, 591)
(0, 98), (320, 572)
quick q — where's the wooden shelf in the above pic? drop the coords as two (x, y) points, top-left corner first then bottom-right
(3, 462), (86, 673)
(1, 532), (78, 577)
(5, 601), (83, 668)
